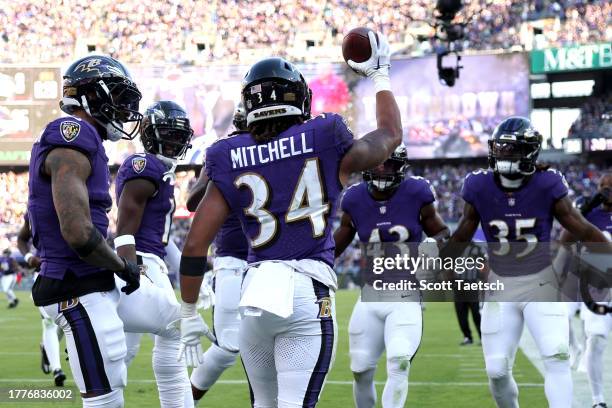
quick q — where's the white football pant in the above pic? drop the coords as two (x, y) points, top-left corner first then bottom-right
(481, 302), (571, 408)
(240, 267), (337, 408)
(114, 252), (193, 408)
(349, 298), (422, 408)
(1, 273), (16, 303)
(583, 305), (612, 406)
(40, 306), (63, 372)
(41, 289), (127, 408)
(191, 256), (245, 394)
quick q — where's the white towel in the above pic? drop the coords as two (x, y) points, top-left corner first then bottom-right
(239, 261), (295, 318)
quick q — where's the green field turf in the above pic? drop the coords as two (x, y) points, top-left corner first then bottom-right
(0, 290), (547, 407)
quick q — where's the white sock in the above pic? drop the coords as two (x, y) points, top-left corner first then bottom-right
(6, 289), (15, 302)
(353, 368), (376, 408)
(543, 356), (572, 408)
(42, 318), (61, 371)
(382, 357), (410, 408)
(586, 335), (607, 405)
(153, 335), (193, 408)
(190, 344), (238, 392)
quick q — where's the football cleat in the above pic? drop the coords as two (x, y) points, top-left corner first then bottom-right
(460, 337), (473, 346)
(40, 343), (51, 374)
(8, 298), (18, 308)
(53, 369), (66, 387)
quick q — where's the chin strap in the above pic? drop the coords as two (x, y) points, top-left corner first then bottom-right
(498, 174), (524, 189)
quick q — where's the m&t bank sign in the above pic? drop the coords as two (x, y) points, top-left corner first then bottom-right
(531, 43), (611, 74)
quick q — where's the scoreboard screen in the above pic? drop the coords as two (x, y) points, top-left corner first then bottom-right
(0, 66), (61, 165)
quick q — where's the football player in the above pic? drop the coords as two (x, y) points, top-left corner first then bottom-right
(447, 117), (610, 408)
(17, 213), (66, 386)
(0, 248), (19, 308)
(113, 100), (199, 408)
(178, 31), (402, 407)
(557, 174), (611, 408)
(334, 145), (449, 408)
(29, 55), (142, 408)
(186, 106), (250, 405)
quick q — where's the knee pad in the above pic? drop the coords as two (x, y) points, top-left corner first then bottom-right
(485, 355), (511, 379)
(540, 337), (570, 362)
(82, 389), (124, 408)
(216, 328), (240, 353)
(350, 349), (378, 373)
(207, 343), (238, 369)
(386, 336), (416, 363)
(387, 355), (411, 376)
(588, 334), (607, 354)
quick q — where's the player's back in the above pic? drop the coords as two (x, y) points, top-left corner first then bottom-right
(115, 153), (175, 259)
(461, 168), (568, 276)
(206, 113), (353, 267)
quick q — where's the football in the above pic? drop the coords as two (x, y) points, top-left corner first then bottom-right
(342, 27), (378, 65)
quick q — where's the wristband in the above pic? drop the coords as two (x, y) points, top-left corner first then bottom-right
(73, 228), (103, 258)
(24, 253), (34, 263)
(114, 234), (135, 248)
(180, 256), (207, 277)
(181, 301), (197, 318)
(371, 71), (391, 93)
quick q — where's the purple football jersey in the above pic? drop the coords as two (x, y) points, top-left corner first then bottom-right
(115, 153), (175, 259)
(206, 113), (354, 266)
(341, 177), (435, 244)
(214, 213), (249, 260)
(586, 207), (612, 241)
(0, 257), (15, 275)
(461, 168), (568, 276)
(28, 117), (112, 280)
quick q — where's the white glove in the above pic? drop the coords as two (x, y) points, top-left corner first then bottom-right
(347, 31), (391, 93)
(197, 271), (215, 310)
(177, 302), (216, 367)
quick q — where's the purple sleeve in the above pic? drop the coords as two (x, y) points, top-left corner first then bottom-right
(204, 141), (236, 210)
(41, 118), (99, 160)
(418, 178), (436, 206)
(117, 154), (164, 189)
(461, 173), (477, 205)
(548, 170), (569, 201)
(332, 114), (354, 156)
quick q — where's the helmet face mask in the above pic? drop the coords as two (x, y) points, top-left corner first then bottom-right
(364, 145), (409, 193)
(488, 117), (542, 177)
(140, 101), (193, 160)
(61, 55), (143, 141)
(241, 57), (311, 127)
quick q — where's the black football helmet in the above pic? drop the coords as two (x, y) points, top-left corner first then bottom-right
(363, 144), (409, 192)
(241, 57), (311, 126)
(140, 101), (193, 160)
(60, 55), (142, 141)
(233, 102), (247, 131)
(488, 117), (542, 176)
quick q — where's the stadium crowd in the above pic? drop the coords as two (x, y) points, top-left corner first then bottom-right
(0, 0), (609, 64)
(1, 161), (607, 276)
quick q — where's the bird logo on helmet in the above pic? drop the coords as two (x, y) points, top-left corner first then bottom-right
(241, 57), (312, 127)
(60, 55), (143, 142)
(140, 101), (194, 165)
(363, 144), (409, 192)
(488, 116), (542, 176)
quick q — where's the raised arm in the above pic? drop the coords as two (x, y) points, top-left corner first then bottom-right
(440, 201), (480, 259)
(186, 168), (210, 212)
(334, 212), (357, 258)
(339, 32), (402, 185)
(115, 178), (157, 263)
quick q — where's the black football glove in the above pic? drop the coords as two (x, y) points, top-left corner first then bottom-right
(115, 257), (140, 295)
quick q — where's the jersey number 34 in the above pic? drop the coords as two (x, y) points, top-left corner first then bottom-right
(234, 158), (330, 248)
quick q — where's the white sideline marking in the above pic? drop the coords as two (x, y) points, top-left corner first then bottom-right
(0, 378), (544, 387)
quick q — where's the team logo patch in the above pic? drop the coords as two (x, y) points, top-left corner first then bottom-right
(317, 297), (332, 318)
(132, 157), (147, 173)
(380, 206), (387, 214)
(58, 298), (79, 312)
(60, 121), (81, 142)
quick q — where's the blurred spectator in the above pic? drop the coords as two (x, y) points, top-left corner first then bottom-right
(0, 0), (609, 64)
